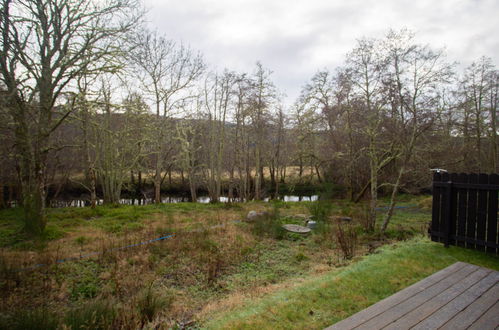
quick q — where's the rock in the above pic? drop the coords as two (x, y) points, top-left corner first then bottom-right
(330, 216), (352, 222)
(294, 214), (311, 219)
(246, 210), (269, 221)
(246, 210), (258, 221)
(282, 224), (311, 234)
(259, 211), (269, 218)
(306, 220), (317, 229)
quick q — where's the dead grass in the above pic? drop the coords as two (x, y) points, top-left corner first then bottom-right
(0, 199), (430, 328)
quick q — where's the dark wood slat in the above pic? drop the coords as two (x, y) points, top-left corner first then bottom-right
(433, 182), (499, 190)
(353, 264), (479, 330)
(440, 172), (451, 246)
(325, 262), (466, 330)
(456, 173), (469, 248)
(486, 174), (498, 254)
(382, 268), (491, 330)
(449, 173), (459, 246)
(432, 172), (442, 243)
(476, 173), (489, 252)
(429, 232), (499, 249)
(411, 270), (499, 330)
(440, 282), (499, 330)
(466, 174), (479, 250)
(467, 301), (499, 330)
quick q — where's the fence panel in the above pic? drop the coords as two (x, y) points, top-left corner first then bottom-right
(431, 172), (499, 254)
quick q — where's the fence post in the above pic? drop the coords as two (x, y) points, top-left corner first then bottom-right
(444, 180), (453, 248)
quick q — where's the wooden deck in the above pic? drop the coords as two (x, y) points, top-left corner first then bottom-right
(326, 262), (499, 330)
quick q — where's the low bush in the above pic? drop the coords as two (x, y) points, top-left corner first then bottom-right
(136, 284), (174, 324)
(335, 223), (358, 260)
(251, 208), (286, 240)
(0, 308), (59, 330)
(64, 299), (117, 330)
(307, 200), (333, 223)
(69, 261), (102, 300)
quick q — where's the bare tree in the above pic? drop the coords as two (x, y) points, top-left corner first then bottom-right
(130, 30), (204, 203)
(248, 62), (277, 200)
(346, 37), (391, 231)
(176, 118), (201, 202)
(0, 0), (140, 234)
(380, 29), (453, 232)
(458, 57), (497, 173)
(202, 71), (236, 202)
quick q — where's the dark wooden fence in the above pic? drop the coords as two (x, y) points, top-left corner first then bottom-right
(431, 172), (499, 254)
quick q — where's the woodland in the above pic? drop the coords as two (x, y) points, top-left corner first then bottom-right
(0, 0), (497, 236)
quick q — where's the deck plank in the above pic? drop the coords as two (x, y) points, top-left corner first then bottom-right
(439, 283), (499, 330)
(326, 263), (499, 330)
(325, 262), (466, 330)
(382, 267), (491, 329)
(411, 271), (499, 330)
(354, 263), (479, 330)
(467, 301), (499, 330)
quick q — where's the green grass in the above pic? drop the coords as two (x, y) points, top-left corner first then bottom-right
(1, 196), (497, 328)
(0, 202), (243, 247)
(202, 236), (499, 329)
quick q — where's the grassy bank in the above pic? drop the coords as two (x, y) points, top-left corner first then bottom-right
(203, 237), (499, 329)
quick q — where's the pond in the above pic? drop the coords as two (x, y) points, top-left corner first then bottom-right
(48, 194), (320, 208)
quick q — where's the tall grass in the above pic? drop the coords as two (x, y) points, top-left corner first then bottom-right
(136, 284), (174, 324)
(64, 299), (117, 330)
(251, 206), (286, 240)
(0, 308), (59, 330)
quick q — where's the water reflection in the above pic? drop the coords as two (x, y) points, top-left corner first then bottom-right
(48, 194), (319, 208)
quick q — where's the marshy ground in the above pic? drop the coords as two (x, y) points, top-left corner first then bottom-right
(1, 195), (484, 329)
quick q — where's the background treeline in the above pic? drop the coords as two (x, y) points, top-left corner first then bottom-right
(0, 0), (497, 234)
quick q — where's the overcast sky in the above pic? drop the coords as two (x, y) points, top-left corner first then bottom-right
(143, 0), (499, 105)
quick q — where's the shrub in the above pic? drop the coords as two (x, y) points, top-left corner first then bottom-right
(307, 200), (333, 223)
(294, 252), (309, 262)
(418, 196), (433, 210)
(350, 205), (371, 232)
(251, 208), (286, 240)
(335, 223), (357, 260)
(136, 284), (173, 324)
(70, 261), (101, 300)
(0, 308), (59, 330)
(64, 299), (117, 330)
(75, 236), (90, 245)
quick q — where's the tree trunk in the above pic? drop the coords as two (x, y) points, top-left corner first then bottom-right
(0, 184), (4, 209)
(254, 144), (261, 200)
(381, 164), (404, 233)
(154, 157), (161, 204)
(189, 169), (197, 202)
(15, 105), (47, 234)
(368, 157), (377, 232)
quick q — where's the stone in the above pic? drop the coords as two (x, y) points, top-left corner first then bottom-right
(293, 214), (312, 220)
(282, 224), (311, 234)
(246, 210), (268, 221)
(330, 215), (352, 222)
(246, 210), (258, 221)
(306, 220), (317, 229)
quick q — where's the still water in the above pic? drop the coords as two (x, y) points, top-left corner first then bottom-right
(48, 195), (319, 208)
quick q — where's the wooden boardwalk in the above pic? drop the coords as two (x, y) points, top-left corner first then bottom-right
(326, 262), (499, 330)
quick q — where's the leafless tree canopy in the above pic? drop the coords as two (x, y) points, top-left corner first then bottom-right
(0, 4), (497, 237)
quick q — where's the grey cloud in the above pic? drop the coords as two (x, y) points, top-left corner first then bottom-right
(143, 0), (499, 105)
